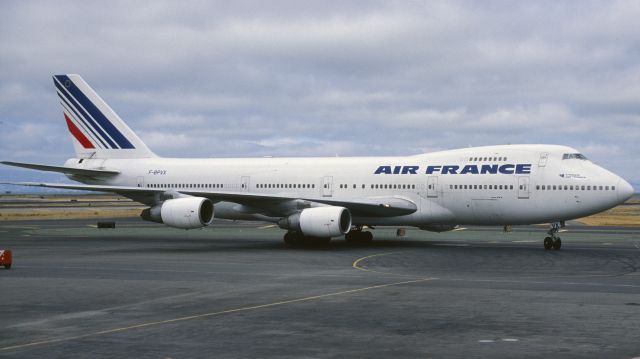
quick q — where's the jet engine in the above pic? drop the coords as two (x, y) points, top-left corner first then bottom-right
(419, 224), (458, 232)
(278, 206), (352, 238)
(140, 197), (214, 229)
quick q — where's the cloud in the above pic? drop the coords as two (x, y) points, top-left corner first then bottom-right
(1, 0), (639, 186)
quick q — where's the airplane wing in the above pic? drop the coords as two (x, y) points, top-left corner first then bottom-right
(1, 161), (119, 176)
(4, 182), (417, 217)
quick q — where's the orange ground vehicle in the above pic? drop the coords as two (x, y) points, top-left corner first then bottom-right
(0, 250), (12, 269)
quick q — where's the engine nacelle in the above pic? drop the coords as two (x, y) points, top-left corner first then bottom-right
(419, 224), (458, 233)
(140, 197), (214, 229)
(278, 206), (352, 238)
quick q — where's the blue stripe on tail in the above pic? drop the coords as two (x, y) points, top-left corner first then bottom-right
(54, 79), (117, 149)
(59, 95), (108, 149)
(54, 75), (135, 149)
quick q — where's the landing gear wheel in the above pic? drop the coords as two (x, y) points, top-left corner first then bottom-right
(283, 231), (299, 246)
(345, 230), (373, 245)
(543, 222), (564, 250)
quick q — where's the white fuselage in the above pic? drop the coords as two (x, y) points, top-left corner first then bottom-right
(67, 144), (633, 227)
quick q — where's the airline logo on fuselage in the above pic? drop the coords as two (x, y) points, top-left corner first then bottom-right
(374, 164), (532, 175)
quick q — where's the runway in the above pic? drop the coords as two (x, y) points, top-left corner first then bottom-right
(1, 219), (639, 358)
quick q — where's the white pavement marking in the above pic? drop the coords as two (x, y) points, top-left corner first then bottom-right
(478, 340), (494, 343)
(502, 338), (519, 342)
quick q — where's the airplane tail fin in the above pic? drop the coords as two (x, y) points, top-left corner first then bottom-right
(53, 74), (157, 159)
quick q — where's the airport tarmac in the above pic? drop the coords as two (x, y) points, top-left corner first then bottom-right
(0, 219), (639, 358)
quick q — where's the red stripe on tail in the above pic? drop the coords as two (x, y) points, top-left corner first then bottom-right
(64, 113), (95, 149)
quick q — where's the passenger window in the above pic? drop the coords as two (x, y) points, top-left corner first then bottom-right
(587, 186), (591, 190)
(553, 185), (557, 190)
(412, 185), (415, 189)
(605, 186), (609, 190)
(599, 186), (603, 190)
(454, 185), (458, 189)
(489, 185), (493, 189)
(612, 186), (615, 190)
(536, 185), (539, 190)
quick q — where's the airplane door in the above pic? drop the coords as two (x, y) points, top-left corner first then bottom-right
(241, 176), (250, 192)
(136, 176), (144, 188)
(518, 176), (530, 199)
(538, 152), (549, 167)
(427, 176), (438, 198)
(322, 176), (333, 197)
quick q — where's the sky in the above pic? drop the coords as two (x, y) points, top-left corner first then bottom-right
(1, 0), (639, 191)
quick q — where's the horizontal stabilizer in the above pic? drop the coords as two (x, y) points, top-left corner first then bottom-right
(1, 161), (119, 177)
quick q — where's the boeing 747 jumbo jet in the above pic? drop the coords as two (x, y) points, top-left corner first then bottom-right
(2, 75), (635, 249)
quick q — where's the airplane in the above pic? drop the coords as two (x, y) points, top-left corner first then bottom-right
(1, 74), (635, 250)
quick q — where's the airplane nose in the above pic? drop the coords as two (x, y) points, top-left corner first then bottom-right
(617, 177), (634, 203)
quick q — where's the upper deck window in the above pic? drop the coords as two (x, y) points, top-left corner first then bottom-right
(562, 153), (588, 160)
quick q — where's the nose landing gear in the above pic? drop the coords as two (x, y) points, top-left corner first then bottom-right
(544, 222), (562, 250)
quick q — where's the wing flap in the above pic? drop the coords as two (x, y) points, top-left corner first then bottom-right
(4, 182), (417, 217)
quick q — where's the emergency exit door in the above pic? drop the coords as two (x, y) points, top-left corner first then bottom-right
(322, 176), (333, 197)
(427, 176), (438, 198)
(518, 176), (530, 199)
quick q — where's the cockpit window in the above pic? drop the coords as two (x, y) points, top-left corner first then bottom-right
(562, 153), (588, 160)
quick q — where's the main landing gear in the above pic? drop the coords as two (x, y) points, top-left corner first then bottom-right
(345, 227), (373, 245)
(543, 222), (562, 250)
